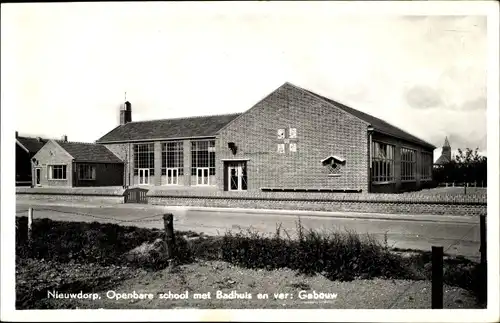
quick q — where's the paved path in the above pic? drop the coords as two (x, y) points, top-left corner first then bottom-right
(16, 201), (481, 260)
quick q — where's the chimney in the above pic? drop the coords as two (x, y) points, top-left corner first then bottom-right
(62, 135), (68, 142)
(119, 101), (132, 125)
(15, 131), (18, 138)
(37, 137), (42, 142)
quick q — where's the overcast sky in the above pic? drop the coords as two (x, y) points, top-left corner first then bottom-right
(2, 2), (489, 159)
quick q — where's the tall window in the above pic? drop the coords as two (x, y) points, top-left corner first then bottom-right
(371, 141), (395, 182)
(48, 165), (67, 180)
(401, 147), (417, 181)
(191, 140), (215, 175)
(133, 143), (154, 176)
(162, 142), (184, 175)
(78, 164), (96, 180)
(421, 152), (432, 180)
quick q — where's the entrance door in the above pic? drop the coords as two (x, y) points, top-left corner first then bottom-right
(197, 167), (209, 185)
(166, 168), (178, 185)
(228, 162), (247, 191)
(138, 168), (150, 185)
(34, 168), (41, 186)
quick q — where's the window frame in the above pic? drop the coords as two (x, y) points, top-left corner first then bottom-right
(371, 141), (395, 183)
(78, 164), (96, 180)
(420, 152), (433, 181)
(401, 146), (417, 182)
(133, 143), (155, 176)
(48, 164), (68, 180)
(161, 141), (184, 177)
(191, 140), (216, 178)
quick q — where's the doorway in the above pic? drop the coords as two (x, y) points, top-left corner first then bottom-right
(166, 168), (179, 185)
(196, 167), (209, 185)
(226, 161), (247, 191)
(138, 168), (150, 185)
(34, 167), (41, 186)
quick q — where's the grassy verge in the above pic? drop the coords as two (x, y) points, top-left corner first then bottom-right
(15, 217), (486, 309)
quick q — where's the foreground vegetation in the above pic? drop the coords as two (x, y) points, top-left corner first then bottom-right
(15, 217), (486, 309)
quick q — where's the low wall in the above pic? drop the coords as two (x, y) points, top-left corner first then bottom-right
(16, 187), (126, 204)
(147, 189), (487, 216)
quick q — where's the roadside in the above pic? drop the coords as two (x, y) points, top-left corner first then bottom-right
(25, 259), (479, 309)
(15, 199), (479, 223)
(16, 218), (484, 310)
(16, 200), (481, 261)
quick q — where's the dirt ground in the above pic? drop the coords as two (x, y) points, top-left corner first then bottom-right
(30, 260), (480, 310)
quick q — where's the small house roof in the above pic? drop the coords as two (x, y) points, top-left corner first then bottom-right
(55, 141), (123, 163)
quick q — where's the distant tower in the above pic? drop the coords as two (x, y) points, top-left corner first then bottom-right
(442, 136), (451, 161)
(119, 94), (132, 125)
(435, 136), (452, 166)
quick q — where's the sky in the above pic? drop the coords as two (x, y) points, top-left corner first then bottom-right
(2, 2), (489, 160)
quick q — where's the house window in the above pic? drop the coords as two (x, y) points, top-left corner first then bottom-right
(277, 129), (285, 139)
(289, 128), (297, 139)
(161, 142), (184, 175)
(401, 147), (417, 181)
(277, 144), (285, 154)
(48, 165), (67, 180)
(191, 140), (216, 176)
(289, 143), (297, 152)
(133, 143), (154, 176)
(421, 152), (433, 180)
(78, 164), (96, 180)
(371, 142), (395, 182)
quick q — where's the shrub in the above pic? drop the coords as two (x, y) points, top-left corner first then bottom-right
(212, 220), (410, 281)
(16, 217), (194, 270)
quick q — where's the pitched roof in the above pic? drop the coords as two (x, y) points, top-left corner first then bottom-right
(288, 83), (437, 150)
(96, 113), (242, 143)
(55, 141), (123, 163)
(435, 154), (452, 165)
(16, 136), (49, 154)
(443, 136), (450, 148)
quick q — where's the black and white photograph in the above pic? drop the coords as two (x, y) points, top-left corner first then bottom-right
(1, 1), (498, 322)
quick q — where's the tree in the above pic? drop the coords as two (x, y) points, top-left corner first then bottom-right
(454, 148), (487, 186)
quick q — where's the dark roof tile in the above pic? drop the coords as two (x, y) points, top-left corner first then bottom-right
(97, 113), (241, 143)
(435, 154), (452, 165)
(56, 141), (123, 163)
(17, 136), (49, 153)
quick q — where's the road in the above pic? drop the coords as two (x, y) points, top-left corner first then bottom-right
(15, 201), (481, 260)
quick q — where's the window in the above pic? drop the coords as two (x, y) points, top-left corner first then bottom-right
(48, 165), (67, 180)
(191, 140), (216, 176)
(133, 143), (154, 176)
(421, 152), (433, 180)
(371, 142), (395, 182)
(289, 143), (297, 152)
(277, 129), (285, 139)
(277, 144), (285, 154)
(401, 147), (417, 181)
(161, 142), (184, 175)
(78, 164), (96, 180)
(289, 128), (297, 139)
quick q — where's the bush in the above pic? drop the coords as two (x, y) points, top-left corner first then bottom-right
(209, 220), (410, 281)
(16, 216), (487, 306)
(16, 217), (194, 270)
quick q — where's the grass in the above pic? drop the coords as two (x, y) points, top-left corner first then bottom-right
(15, 216), (487, 309)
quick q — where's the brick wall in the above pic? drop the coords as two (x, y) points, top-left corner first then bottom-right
(32, 140), (73, 187)
(104, 143), (132, 186)
(16, 187), (126, 204)
(147, 189), (487, 216)
(216, 83), (370, 192)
